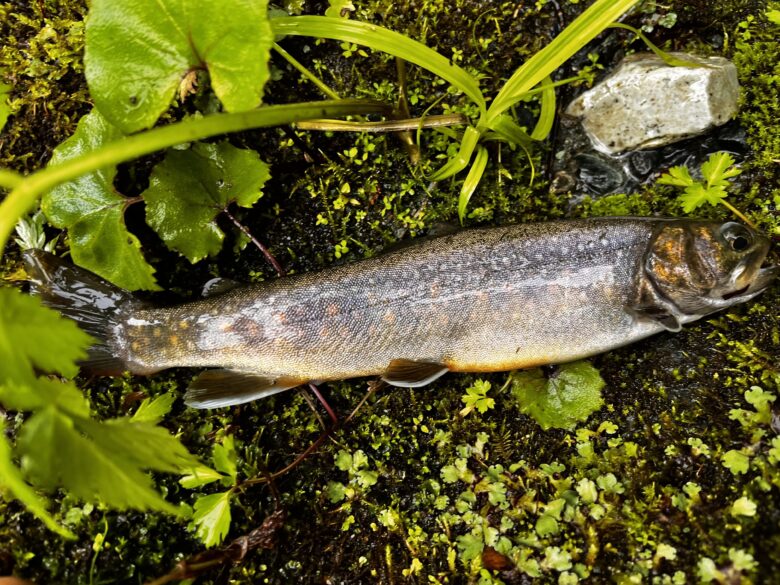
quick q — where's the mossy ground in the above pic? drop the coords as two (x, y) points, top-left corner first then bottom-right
(1, 0), (779, 583)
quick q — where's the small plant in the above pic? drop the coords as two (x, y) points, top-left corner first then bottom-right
(657, 151), (754, 226)
(459, 379), (495, 416)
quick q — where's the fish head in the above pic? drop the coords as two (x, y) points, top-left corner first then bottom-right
(645, 220), (778, 316)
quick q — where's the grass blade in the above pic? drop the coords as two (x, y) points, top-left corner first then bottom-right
(481, 0), (638, 129)
(271, 16), (486, 114)
(530, 77), (556, 141)
(458, 145), (489, 223)
(429, 126), (481, 182)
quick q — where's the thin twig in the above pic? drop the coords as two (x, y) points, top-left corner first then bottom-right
(221, 206), (286, 276)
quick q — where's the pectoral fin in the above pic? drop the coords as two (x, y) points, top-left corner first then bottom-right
(382, 359), (449, 388)
(632, 307), (682, 332)
(185, 370), (303, 409)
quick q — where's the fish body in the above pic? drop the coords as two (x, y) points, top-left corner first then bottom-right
(26, 217), (777, 408)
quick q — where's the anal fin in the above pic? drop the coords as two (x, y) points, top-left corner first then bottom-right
(382, 359), (449, 388)
(185, 370), (303, 409)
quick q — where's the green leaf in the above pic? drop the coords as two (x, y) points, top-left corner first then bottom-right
(456, 533), (484, 563)
(0, 287), (92, 383)
(679, 183), (727, 213)
(767, 9), (780, 25)
(143, 141), (271, 262)
(657, 165), (694, 188)
(510, 361), (605, 430)
(429, 126), (481, 182)
(192, 491), (232, 547)
(535, 514), (559, 537)
(212, 435), (238, 483)
(457, 146), (488, 224)
(722, 450), (750, 475)
(730, 496), (757, 517)
(271, 16), (485, 113)
(460, 379), (495, 416)
(18, 406), (197, 513)
(85, 0), (273, 133)
(326, 480), (347, 503)
(335, 450), (353, 471)
(131, 394), (175, 424)
(0, 379), (90, 419)
(42, 109), (160, 291)
(701, 151), (741, 188)
(0, 419), (75, 539)
(0, 79), (11, 133)
(179, 466), (225, 489)
(325, 0), (355, 18)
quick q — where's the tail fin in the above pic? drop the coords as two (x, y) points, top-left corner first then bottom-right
(23, 250), (140, 375)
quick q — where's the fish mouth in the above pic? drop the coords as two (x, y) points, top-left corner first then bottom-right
(721, 263), (779, 302)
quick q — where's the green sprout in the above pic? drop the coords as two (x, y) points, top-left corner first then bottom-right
(657, 151), (754, 227)
(459, 379), (495, 416)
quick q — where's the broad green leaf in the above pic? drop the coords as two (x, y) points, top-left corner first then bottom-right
(85, 0), (273, 133)
(657, 165), (694, 188)
(271, 16), (485, 113)
(42, 110), (160, 291)
(457, 145), (488, 224)
(0, 287), (92, 383)
(510, 361), (605, 430)
(18, 406), (195, 513)
(0, 419), (75, 539)
(768, 9), (780, 25)
(193, 491), (232, 547)
(0, 79), (11, 133)
(701, 152), (741, 188)
(180, 466), (225, 489)
(212, 435), (238, 482)
(144, 142), (271, 263)
(722, 450), (750, 475)
(679, 183), (727, 213)
(0, 379), (90, 419)
(131, 394), (175, 424)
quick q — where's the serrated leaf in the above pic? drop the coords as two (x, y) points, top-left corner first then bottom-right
(193, 491), (232, 547)
(180, 466), (225, 489)
(212, 435), (238, 482)
(657, 165), (694, 188)
(510, 361), (605, 430)
(144, 142), (270, 263)
(701, 152), (740, 188)
(0, 379), (90, 418)
(679, 183), (727, 213)
(0, 419), (75, 539)
(42, 109), (159, 291)
(131, 394), (175, 424)
(18, 406), (196, 514)
(85, 0), (273, 133)
(0, 287), (92, 383)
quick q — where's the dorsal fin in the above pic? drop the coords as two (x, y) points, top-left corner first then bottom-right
(184, 370), (304, 409)
(382, 359), (449, 388)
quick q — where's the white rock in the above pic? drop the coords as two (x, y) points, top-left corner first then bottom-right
(565, 53), (739, 154)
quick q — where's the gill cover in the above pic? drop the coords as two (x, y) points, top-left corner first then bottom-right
(636, 221), (775, 330)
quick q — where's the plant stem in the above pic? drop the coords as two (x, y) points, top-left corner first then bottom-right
(0, 100), (389, 255)
(221, 206), (286, 276)
(720, 199), (757, 229)
(296, 113), (466, 133)
(273, 42), (342, 100)
(0, 168), (23, 189)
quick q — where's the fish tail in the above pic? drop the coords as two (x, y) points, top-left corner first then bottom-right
(23, 250), (141, 375)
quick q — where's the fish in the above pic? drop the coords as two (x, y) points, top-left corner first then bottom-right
(24, 217), (777, 409)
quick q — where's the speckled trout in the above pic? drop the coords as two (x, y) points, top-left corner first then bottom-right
(25, 217), (777, 408)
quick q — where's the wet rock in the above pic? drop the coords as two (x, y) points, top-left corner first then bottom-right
(566, 53), (739, 154)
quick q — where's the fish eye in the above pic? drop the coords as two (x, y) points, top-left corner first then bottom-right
(720, 223), (753, 252)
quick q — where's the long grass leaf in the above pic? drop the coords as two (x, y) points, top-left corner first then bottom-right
(530, 77), (556, 141)
(272, 16), (486, 113)
(482, 0), (638, 128)
(429, 126), (481, 182)
(458, 146), (489, 223)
